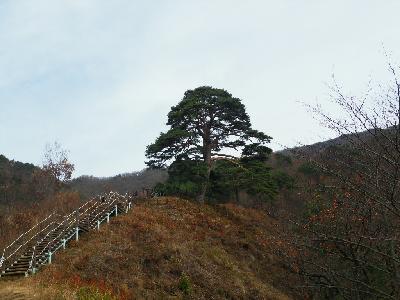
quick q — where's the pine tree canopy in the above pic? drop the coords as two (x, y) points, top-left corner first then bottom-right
(145, 86), (272, 168)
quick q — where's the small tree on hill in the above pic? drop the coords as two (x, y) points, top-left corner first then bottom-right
(146, 86), (271, 202)
(34, 142), (75, 199)
(43, 142), (75, 183)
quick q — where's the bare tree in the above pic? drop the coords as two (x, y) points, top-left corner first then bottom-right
(34, 142), (75, 199)
(42, 141), (75, 183)
(288, 61), (400, 299)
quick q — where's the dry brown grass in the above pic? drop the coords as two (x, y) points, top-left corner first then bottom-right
(2, 197), (295, 299)
(0, 191), (81, 251)
(0, 277), (76, 300)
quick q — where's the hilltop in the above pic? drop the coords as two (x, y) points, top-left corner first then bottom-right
(0, 197), (295, 299)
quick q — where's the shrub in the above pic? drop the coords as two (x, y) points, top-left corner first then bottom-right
(178, 273), (192, 295)
(76, 287), (114, 300)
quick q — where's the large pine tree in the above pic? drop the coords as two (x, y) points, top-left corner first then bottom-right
(146, 86), (272, 202)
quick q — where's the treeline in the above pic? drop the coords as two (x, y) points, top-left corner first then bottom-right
(0, 144), (74, 209)
(0, 154), (39, 206)
(70, 169), (168, 199)
(274, 64), (400, 298)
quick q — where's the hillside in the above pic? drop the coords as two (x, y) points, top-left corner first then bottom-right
(0, 197), (295, 299)
(266, 128), (394, 217)
(279, 126), (397, 158)
(0, 155), (39, 206)
(70, 169), (168, 199)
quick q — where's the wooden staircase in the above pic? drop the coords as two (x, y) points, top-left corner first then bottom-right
(0, 192), (133, 279)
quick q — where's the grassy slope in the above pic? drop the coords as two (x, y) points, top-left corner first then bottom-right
(0, 197), (293, 299)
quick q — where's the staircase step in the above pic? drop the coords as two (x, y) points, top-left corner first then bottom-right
(19, 256), (32, 259)
(9, 265), (30, 270)
(13, 260), (31, 264)
(1, 272), (27, 278)
(5, 268), (28, 272)
(6, 268), (29, 272)
(12, 260), (30, 264)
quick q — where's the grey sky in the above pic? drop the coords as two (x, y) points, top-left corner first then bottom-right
(1, 1), (399, 177)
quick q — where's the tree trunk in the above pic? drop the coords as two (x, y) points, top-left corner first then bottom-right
(198, 135), (212, 203)
(198, 166), (211, 204)
(235, 187), (240, 203)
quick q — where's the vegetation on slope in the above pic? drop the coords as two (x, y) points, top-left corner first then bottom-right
(1, 197), (295, 299)
(0, 154), (38, 205)
(272, 65), (400, 298)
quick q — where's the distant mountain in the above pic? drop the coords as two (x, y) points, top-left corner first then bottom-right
(70, 169), (168, 199)
(0, 153), (168, 205)
(279, 127), (391, 157)
(0, 154), (39, 205)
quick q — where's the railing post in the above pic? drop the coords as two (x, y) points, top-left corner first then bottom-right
(31, 246), (36, 275)
(0, 255), (4, 270)
(106, 213), (110, 223)
(75, 208), (80, 241)
(62, 239), (66, 249)
(48, 251), (52, 264)
(97, 220), (100, 231)
(115, 205), (118, 217)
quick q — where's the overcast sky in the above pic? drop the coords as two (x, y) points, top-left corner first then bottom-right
(1, 1), (400, 177)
